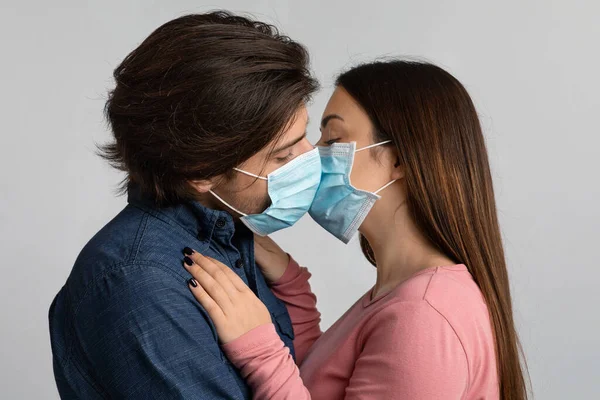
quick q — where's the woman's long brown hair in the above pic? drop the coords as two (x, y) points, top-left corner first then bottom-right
(338, 60), (528, 399)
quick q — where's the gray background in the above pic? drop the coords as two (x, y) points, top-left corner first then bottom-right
(1, 0), (598, 398)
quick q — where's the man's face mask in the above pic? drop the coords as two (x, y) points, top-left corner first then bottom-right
(308, 141), (396, 243)
(210, 147), (321, 236)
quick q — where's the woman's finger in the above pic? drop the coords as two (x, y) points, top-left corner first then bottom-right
(187, 278), (226, 324)
(186, 250), (239, 298)
(184, 257), (233, 310)
(208, 256), (252, 292)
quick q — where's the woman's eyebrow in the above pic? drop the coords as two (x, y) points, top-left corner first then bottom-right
(321, 114), (344, 130)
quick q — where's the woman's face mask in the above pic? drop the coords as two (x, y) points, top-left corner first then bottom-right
(308, 141), (396, 243)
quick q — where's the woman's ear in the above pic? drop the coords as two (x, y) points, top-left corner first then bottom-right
(391, 156), (405, 180)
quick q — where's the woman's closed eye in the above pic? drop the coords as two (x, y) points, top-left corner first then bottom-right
(324, 138), (340, 146)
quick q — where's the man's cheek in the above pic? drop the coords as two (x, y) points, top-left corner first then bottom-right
(235, 183), (270, 215)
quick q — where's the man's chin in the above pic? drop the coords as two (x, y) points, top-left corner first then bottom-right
(244, 199), (272, 216)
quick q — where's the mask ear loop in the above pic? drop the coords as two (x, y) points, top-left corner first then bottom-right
(355, 140), (392, 152)
(208, 190), (248, 217)
(233, 168), (268, 180)
(209, 168), (269, 217)
(374, 179), (397, 194)
(355, 140), (396, 194)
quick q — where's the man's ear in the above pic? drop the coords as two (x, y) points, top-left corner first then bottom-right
(189, 179), (215, 193)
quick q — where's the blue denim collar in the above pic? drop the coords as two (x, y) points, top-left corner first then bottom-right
(127, 185), (237, 245)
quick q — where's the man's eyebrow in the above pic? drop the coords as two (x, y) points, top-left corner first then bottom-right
(321, 114), (344, 129)
(272, 131), (307, 154)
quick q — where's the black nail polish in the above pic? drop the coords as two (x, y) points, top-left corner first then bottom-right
(184, 256), (193, 266)
(183, 247), (193, 256)
(189, 278), (198, 288)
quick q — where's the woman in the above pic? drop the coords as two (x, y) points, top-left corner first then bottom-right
(182, 60), (528, 399)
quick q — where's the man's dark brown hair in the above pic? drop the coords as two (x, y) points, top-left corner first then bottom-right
(100, 11), (318, 205)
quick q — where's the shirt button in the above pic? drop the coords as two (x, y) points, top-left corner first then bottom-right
(215, 218), (226, 228)
(235, 259), (244, 269)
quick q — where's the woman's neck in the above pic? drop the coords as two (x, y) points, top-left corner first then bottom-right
(361, 205), (454, 298)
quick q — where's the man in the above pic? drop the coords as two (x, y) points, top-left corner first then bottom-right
(49, 11), (318, 399)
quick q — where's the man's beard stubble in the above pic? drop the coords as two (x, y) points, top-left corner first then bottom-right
(216, 182), (272, 217)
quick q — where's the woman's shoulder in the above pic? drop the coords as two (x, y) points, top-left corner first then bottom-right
(369, 265), (495, 366)
(384, 265), (491, 328)
(396, 265), (485, 306)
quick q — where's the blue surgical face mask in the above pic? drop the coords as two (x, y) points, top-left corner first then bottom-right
(210, 147), (321, 236)
(308, 141), (396, 243)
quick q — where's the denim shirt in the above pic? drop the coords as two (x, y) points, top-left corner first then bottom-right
(49, 188), (295, 399)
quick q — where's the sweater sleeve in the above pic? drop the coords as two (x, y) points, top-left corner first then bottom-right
(222, 323), (311, 399)
(269, 257), (322, 365)
(345, 300), (469, 400)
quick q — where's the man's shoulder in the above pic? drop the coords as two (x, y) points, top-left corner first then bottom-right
(61, 254), (214, 346)
(65, 204), (193, 308)
(50, 257), (224, 389)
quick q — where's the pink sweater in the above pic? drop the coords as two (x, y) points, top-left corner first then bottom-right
(222, 259), (499, 399)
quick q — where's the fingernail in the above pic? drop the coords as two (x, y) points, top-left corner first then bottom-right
(189, 278), (198, 288)
(183, 247), (193, 256)
(184, 256), (193, 266)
